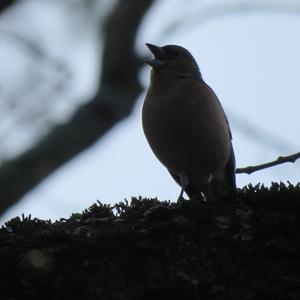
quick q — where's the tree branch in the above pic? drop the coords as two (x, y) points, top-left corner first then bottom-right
(0, 0), (154, 216)
(236, 151), (300, 175)
(0, 0), (18, 15)
(2, 186), (300, 299)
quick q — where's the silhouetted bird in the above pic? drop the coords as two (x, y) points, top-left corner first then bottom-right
(142, 43), (236, 200)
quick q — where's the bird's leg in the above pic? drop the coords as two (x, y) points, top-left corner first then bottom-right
(201, 175), (213, 201)
(178, 173), (189, 201)
(202, 183), (213, 201)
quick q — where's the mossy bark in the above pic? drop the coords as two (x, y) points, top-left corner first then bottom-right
(1, 183), (300, 300)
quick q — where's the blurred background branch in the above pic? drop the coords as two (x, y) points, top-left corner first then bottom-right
(159, 0), (300, 39)
(0, 30), (67, 70)
(228, 110), (294, 153)
(0, 0), (154, 215)
(0, 0), (18, 15)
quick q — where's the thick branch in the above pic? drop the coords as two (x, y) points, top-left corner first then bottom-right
(1, 185), (300, 299)
(0, 0), (154, 215)
(236, 151), (300, 175)
(0, 0), (18, 15)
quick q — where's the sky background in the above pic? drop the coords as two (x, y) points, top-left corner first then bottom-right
(1, 0), (300, 223)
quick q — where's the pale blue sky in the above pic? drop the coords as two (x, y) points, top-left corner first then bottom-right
(1, 1), (300, 223)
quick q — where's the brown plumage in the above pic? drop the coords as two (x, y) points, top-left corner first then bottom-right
(142, 43), (236, 200)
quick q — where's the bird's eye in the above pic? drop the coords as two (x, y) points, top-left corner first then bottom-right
(176, 51), (182, 56)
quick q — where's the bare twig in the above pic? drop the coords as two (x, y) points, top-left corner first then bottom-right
(0, 0), (154, 216)
(236, 152), (300, 175)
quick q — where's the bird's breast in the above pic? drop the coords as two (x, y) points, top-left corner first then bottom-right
(142, 80), (231, 177)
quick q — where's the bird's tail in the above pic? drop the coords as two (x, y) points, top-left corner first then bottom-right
(169, 148), (236, 200)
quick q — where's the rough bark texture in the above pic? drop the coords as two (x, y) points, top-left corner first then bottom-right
(0, 0), (154, 216)
(1, 183), (300, 300)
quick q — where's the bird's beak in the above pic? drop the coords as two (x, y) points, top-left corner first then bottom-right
(145, 43), (165, 68)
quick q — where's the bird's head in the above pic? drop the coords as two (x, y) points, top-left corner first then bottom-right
(145, 43), (200, 78)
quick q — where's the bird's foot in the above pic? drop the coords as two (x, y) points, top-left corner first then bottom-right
(177, 187), (186, 202)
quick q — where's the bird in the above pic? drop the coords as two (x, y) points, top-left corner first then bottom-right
(142, 43), (236, 201)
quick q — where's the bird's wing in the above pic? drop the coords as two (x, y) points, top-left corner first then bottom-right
(223, 147), (236, 190)
(225, 113), (233, 140)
